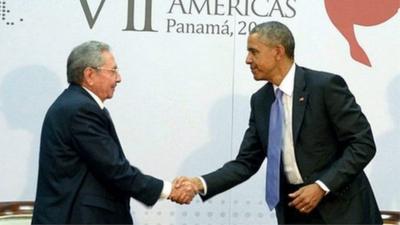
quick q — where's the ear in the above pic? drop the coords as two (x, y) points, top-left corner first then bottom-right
(82, 67), (96, 86)
(274, 44), (286, 61)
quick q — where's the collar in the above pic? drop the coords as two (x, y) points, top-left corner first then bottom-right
(273, 62), (295, 97)
(82, 86), (105, 109)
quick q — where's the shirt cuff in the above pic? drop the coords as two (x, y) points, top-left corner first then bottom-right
(197, 176), (208, 196)
(315, 180), (330, 195)
(159, 181), (172, 200)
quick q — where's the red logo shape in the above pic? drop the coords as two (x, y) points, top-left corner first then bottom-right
(325, 0), (399, 67)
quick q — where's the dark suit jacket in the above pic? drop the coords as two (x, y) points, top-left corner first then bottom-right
(32, 84), (163, 224)
(200, 65), (382, 224)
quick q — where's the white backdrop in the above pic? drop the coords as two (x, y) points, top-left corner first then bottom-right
(0, 1), (399, 224)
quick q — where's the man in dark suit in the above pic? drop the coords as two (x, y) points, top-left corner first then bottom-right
(176, 21), (382, 224)
(32, 41), (196, 224)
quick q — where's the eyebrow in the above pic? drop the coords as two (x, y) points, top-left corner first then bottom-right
(247, 47), (257, 52)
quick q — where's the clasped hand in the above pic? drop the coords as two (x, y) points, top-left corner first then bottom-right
(168, 176), (199, 204)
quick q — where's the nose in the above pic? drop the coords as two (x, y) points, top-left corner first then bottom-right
(245, 53), (252, 64)
(116, 72), (122, 83)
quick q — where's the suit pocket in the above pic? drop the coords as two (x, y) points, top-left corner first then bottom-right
(80, 195), (117, 212)
(336, 174), (368, 201)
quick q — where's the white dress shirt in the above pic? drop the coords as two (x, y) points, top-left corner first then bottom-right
(276, 63), (304, 184)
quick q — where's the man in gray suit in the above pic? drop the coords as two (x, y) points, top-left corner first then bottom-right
(176, 21), (382, 224)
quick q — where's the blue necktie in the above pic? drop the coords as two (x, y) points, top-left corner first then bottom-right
(266, 88), (283, 210)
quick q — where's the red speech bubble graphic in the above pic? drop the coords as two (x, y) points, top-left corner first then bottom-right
(325, 0), (399, 67)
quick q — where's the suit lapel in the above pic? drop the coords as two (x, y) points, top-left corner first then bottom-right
(69, 84), (123, 147)
(102, 109), (122, 147)
(257, 83), (275, 145)
(292, 66), (308, 145)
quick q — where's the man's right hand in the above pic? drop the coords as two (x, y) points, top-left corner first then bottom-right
(168, 176), (201, 204)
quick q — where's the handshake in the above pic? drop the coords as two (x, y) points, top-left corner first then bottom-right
(167, 176), (204, 204)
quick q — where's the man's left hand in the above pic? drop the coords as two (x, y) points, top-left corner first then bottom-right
(288, 183), (325, 214)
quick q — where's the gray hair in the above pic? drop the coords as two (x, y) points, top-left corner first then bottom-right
(250, 21), (295, 59)
(66, 40), (110, 84)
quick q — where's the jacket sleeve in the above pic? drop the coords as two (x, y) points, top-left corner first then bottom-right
(318, 75), (376, 193)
